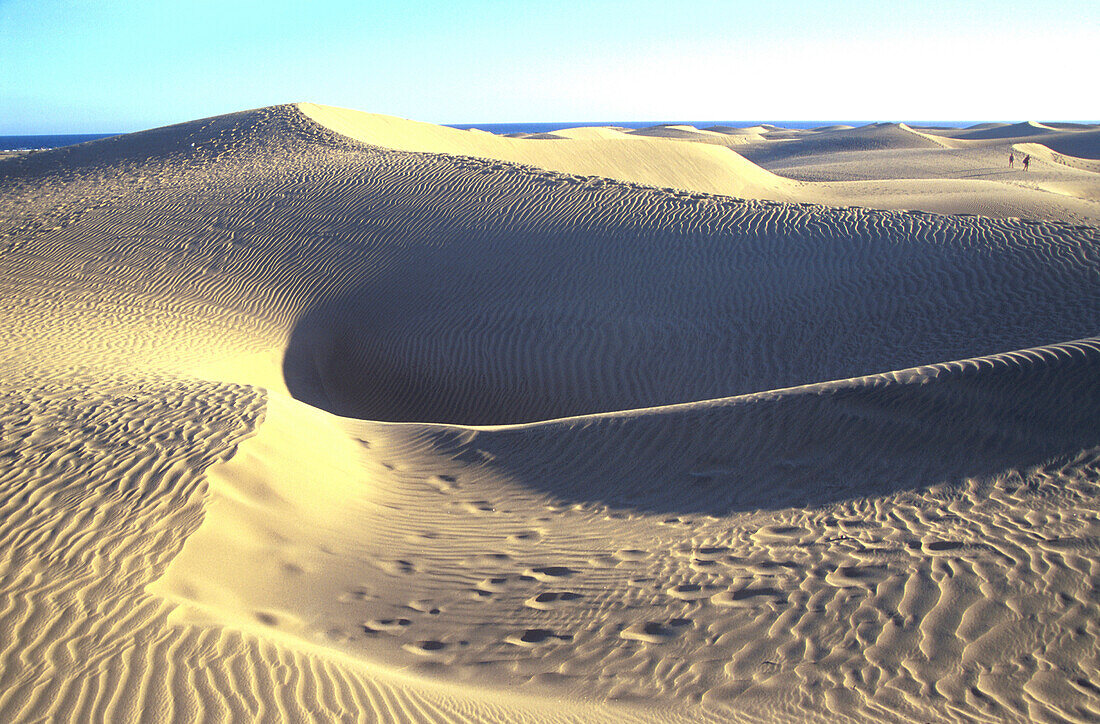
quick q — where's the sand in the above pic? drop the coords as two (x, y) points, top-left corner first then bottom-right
(0, 103), (1098, 723)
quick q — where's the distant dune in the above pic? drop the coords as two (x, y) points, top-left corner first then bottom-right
(955, 120), (1061, 140)
(0, 103), (1098, 723)
(1032, 128), (1100, 160)
(737, 123), (943, 164)
(809, 124), (856, 132)
(703, 124), (771, 134)
(299, 103), (793, 200)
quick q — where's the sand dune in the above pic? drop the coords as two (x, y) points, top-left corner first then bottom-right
(299, 107), (1100, 224)
(1042, 122), (1100, 132)
(1, 102), (1098, 722)
(737, 123), (942, 166)
(1013, 142), (1100, 177)
(684, 121), (1100, 225)
(955, 120), (1062, 140)
(622, 125), (762, 147)
(705, 125), (775, 136)
(536, 126), (632, 140)
(1028, 128), (1100, 160)
(963, 122), (1009, 131)
(299, 103), (794, 200)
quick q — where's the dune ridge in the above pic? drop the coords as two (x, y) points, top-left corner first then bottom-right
(0, 102), (1098, 722)
(297, 103), (794, 201)
(955, 120), (1061, 140)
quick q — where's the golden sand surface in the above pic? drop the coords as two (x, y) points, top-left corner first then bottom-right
(0, 104), (1098, 722)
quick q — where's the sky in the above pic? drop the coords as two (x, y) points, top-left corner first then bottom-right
(1, 0), (1097, 133)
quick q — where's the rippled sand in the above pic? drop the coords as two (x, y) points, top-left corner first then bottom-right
(1, 105), (1098, 722)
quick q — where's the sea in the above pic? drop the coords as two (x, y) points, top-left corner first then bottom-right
(2, 122), (993, 151)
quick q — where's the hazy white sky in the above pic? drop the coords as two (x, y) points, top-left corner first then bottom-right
(1, 0), (1097, 133)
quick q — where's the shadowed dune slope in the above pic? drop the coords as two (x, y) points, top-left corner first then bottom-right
(1033, 128), (1100, 160)
(282, 185), (1099, 424)
(1, 103), (1100, 722)
(408, 337), (1100, 514)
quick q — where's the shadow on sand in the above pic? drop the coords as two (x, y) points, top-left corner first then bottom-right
(283, 286), (1100, 515)
(422, 340), (1100, 515)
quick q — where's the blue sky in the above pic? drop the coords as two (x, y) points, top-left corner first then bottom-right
(2, 0), (1097, 133)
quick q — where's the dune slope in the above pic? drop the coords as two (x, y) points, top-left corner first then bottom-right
(955, 121), (1061, 140)
(0, 103), (1098, 723)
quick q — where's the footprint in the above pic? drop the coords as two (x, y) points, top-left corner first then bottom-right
(825, 565), (888, 588)
(402, 640), (447, 657)
(378, 559), (416, 575)
(711, 587), (786, 607)
(476, 577), (509, 593)
(666, 583), (717, 601)
(460, 500), (496, 515)
(406, 600), (442, 615)
(693, 546), (732, 560)
(320, 627), (354, 644)
(525, 566), (578, 582)
(922, 540), (966, 553)
(741, 560), (800, 576)
(588, 555), (618, 568)
(614, 549), (648, 562)
(469, 553), (512, 566)
(426, 474), (458, 493)
(362, 618), (412, 634)
(753, 525), (809, 544)
(835, 518), (875, 531)
(254, 611), (279, 626)
(338, 587), (375, 603)
(505, 628), (573, 647)
(661, 517), (693, 527)
(524, 591), (582, 610)
(620, 621), (683, 644)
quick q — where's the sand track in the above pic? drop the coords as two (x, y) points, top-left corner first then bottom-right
(1, 104), (1099, 722)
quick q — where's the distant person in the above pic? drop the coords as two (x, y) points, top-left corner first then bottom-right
(1023, 154), (1030, 171)
(1009, 153), (1014, 168)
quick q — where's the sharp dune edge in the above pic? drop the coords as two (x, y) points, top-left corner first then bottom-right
(0, 103), (1098, 723)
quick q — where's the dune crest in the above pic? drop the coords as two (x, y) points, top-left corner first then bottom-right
(956, 120), (1061, 140)
(297, 102), (793, 200)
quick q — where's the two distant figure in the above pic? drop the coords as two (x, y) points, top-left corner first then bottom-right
(1010, 153), (1030, 171)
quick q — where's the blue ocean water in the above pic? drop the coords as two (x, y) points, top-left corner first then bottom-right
(445, 121), (981, 134)
(0, 133), (118, 151)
